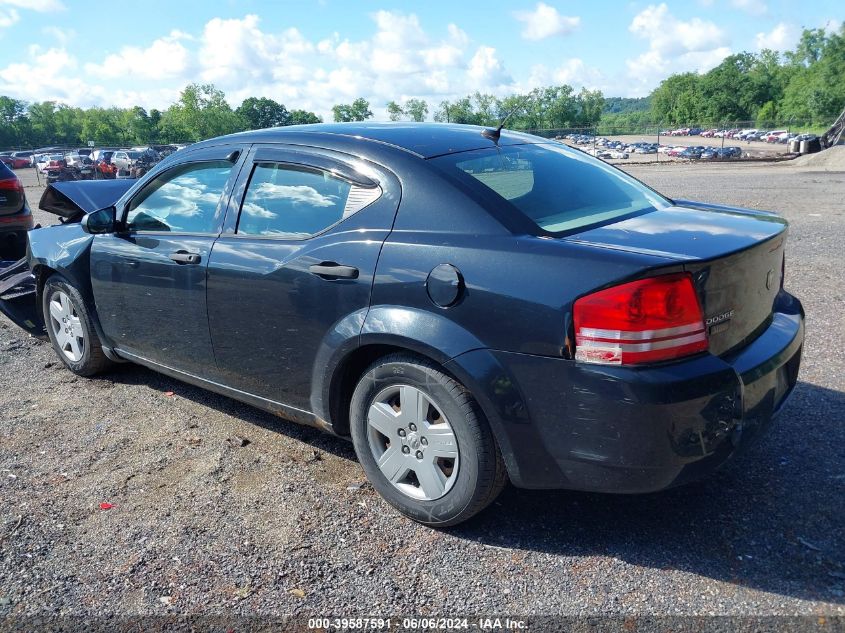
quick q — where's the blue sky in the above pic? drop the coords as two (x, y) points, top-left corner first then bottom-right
(0, 0), (841, 119)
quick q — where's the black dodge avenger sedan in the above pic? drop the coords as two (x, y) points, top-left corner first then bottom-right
(0, 123), (803, 526)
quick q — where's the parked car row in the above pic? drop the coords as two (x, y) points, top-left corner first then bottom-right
(0, 144), (188, 175)
(662, 127), (703, 136)
(562, 135), (659, 157)
(664, 145), (744, 160)
(667, 128), (819, 145)
(32, 145), (185, 181)
(564, 135), (747, 162)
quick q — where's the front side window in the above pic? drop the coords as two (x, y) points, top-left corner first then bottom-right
(125, 161), (233, 233)
(237, 163), (358, 238)
(431, 143), (669, 234)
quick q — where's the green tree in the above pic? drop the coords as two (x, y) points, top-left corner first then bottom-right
(161, 83), (243, 142)
(80, 107), (123, 145)
(785, 28), (828, 66)
(386, 100), (403, 121)
(0, 96), (28, 146)
(403, 98), (428, 122)
(120, 106), (153, 144)
(288, 109), (322, 125)
(651, 72), (703, 124)
(541, 86), (578, 128)
(332, 97), (372, 122)
(575, 88), (605, 126)
(756, 100), (778, 125)
(386, 98), (429, 122)
(236, 97), (290, 129)
(780, 26), (845, 123)
(496, 94), (530, 128)
(433, 97), (476, 124)
(27, 101), (59, 146)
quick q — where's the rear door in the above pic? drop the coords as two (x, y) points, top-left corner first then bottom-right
(90, 145), (245, 376)
(206, 145), (399, 410)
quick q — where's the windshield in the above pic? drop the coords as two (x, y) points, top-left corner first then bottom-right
(431, 143), (669, 234)
(127, 151), (142, 158)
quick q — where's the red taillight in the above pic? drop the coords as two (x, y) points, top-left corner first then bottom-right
(573, 273), (708, 365)
(0, 177), (23, 193)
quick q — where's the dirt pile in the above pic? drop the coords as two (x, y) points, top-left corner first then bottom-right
(788, 144), (845, 170)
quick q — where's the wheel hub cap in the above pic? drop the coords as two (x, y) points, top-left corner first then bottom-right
(366, 384), (459, 501)
(48, 290), (85, 363)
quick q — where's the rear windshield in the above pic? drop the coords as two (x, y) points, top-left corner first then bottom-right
(430, 143), (669, 234)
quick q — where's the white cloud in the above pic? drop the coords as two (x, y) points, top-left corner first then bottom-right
(0, 0), (62, 36)
(527, 58), (607, 92)
(467, 46), (513, 90)
(0, 7), (19, 29)
(0, 43), (181, 108)
(513, 2), (580, 41)
(85, 31), (191, 80)
(198, 15), (313, 86)
(625, 3), (730, 95)
(731, 0), (767, 16)
(755, 22), (797, 51)
(0, 0), (64, 11)
(630, 4), (728, 55)
(0, 5), (743, 116)
(42, 25), (74, 44)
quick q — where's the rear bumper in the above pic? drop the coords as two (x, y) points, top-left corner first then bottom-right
(450, 291), (804, 491)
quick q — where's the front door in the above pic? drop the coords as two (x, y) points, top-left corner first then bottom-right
(90, 146), (245, 376)
(206, 146), (400, 411)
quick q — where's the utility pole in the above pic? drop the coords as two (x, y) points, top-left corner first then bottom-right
(656, 123), (660, 164)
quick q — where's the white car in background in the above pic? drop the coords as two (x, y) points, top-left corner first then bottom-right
(111, 150), (143, 171)
(64, 152), (89, 167)
(36, 153), (63, 172)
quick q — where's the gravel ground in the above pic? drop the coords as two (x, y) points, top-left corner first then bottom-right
(0, 160), (843, 620)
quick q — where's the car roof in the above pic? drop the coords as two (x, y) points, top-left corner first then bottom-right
(202, 122), (544, 159)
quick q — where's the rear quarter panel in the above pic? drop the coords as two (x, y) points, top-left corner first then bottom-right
(369, 174), (679, 359)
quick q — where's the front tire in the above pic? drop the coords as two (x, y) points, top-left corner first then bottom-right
(350, 354), (507, 527)
(43, 275), (112, 376)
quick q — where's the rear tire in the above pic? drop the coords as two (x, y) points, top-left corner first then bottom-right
(350, 353), (507, 527)
(42, 275), (112, 376)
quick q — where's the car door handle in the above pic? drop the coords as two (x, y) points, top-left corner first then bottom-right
(169, 251), (201, 265)
(309, 262), (359, 280)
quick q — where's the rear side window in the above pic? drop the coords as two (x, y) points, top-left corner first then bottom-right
(126, 161), (233, 233)
(431, 143), (669, 234)
(237, 163), (363, 238)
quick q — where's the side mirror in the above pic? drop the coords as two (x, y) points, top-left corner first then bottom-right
(81, 206), (117, 234)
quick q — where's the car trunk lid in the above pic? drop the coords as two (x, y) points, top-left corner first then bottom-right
(563, 201), (788, 356)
